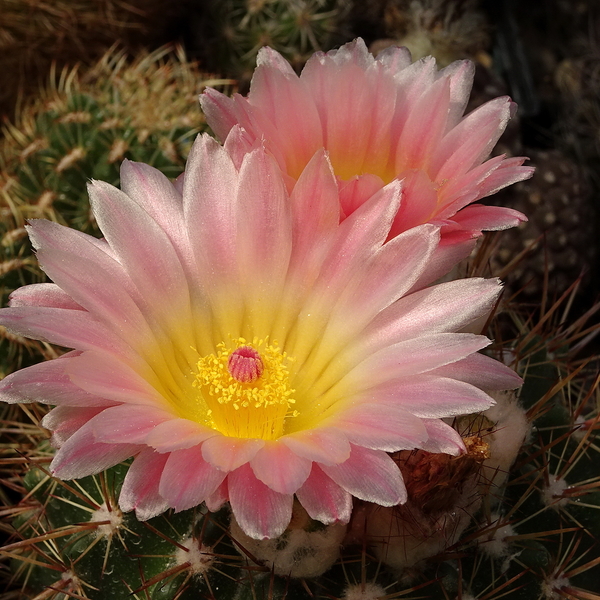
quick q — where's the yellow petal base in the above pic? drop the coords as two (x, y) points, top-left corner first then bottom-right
(195, 338), (297, 440)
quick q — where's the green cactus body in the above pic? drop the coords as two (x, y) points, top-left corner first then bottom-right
(9, 460), (243, 600)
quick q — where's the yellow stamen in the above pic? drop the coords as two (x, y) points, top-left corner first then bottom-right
(195, 338), (297, 440)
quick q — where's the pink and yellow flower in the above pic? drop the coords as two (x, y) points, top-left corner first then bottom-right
(0, 136), (521, 539)
(202, 38), (533, 266)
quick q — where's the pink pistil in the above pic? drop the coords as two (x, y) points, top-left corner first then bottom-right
(228, 346), (264, 383)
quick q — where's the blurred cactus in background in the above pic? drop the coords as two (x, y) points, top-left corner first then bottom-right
(0, 0), (195, 121)
(372, 0), (490, 65)
(194, 0), (351, 83)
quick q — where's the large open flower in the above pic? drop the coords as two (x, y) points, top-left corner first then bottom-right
(202, 38), (533, 266)
(0, 136), (521, 539)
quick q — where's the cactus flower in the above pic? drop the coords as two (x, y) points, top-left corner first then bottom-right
(0, 135), (521, 539)
(202, 38), (533, 274)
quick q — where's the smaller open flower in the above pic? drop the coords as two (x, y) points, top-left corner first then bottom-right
(0, 135), (522, 539)
(202, 38), (533, 275)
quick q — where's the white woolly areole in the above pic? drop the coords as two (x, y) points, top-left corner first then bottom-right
(61, 570), (78, 584)
(481, 391), (530, 493)
(231, 513), (346, 578)
(541, 575), (570, 599)
(572, 415), (588, 441)
(542, 476), (569, 509)
(58, 569), (82, 595)
(89, 503), (123, 538)
(342, 582), (387, 600)
(175, 537), (215, 576)
(481, 514), (515, 558)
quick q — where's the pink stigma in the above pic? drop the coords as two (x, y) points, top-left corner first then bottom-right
(228, 346), (264, 383)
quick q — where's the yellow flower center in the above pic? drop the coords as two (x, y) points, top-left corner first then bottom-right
(195, 338), (297, 440)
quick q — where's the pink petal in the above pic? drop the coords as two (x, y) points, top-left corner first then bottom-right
(432, 96), (513, 180)
(410, 231), (480, 289)
(301, 40), (394, 179)
(228, 463), (293, 539)
(256, 44), (298, 73)
(321, 445), (406, 506)
(420, 419), (466, 455)
(87, 404), (173, 444)
(9, 283), (83, 310)
(159, 446), (227, 512)
(280, 428), (351, 466)
(440, 59), (475, 131)
(389, 56), (438, 143)
(325, 37), (373, 69)
(145, 419), (218, 452)
(250, 48), (323, 178)
(365, 278), (502, 347)
(430, 353), (523, 390)
(235, 147), (292, 298)
(435, 154), (507, 215)
(475, 157), (534, 198)
(220, 96), (260, 151)
(389, 169), (440, 236)
(269, 152), (338, 341)
(450, 203), (527, 231)
(296, 464), (352, 524)
(173, 172), (185, 194)
(325, 403), (427, 452)
(344, 333), (491, 389)
(183, 134), (240, 281)
(360, 69), (402, 176)
(290, 224), (441, 396)
(316, 178), (402, 289)
(250, 442), (312, 494)
(26, 220), (151, 346)
(120, 160), (182, 223)
(119, 161), (194, 270)
(328, 223), (440, 327)
(0, 306), (129, 357)
(288, 150), (339, 272)
(65, 351), (169, 407)
(438, 157), (532, 216)
(395, 75), (451, 172)
(87, 180), (194, 347)
(374, 375), (496, 418)
(199, 87), (238, 141)
(0, 353), (112, 406)
(376, 44), (413, 72)
(51, 422), (139, 479)
(338, 173), (385, 217)
(21, 227), (187, 379)
(295, 180), (402, 343)
(205, 479), (229, 512)
(201, 436), (264, 472)
(41, 405), (106, 446)
(119, 448), (170, 521)
(223, 124), (260, 170)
